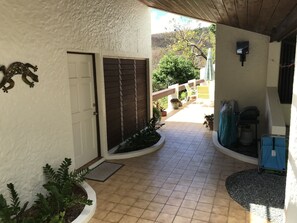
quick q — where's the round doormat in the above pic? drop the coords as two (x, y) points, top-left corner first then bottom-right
(225, 169), (286, 223)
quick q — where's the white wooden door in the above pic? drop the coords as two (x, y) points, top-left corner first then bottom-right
(67, 53), (98, 168)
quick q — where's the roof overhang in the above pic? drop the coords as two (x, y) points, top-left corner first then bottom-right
(139, 0), (297, 42)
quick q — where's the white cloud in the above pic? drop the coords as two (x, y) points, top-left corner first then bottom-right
(151, 9), (212, 34)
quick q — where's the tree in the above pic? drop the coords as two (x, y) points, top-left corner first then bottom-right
(166, 19), (216, 69)
(153, 53), (199, 91)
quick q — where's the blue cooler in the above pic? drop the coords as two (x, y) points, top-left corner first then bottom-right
(259, 135), (287, 172)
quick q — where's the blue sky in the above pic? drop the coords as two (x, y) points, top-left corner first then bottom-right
(151, 9), (211, 34)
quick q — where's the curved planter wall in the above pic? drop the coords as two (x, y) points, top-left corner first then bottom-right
(212, 131), (258, 165)
(72, 182), (96, 223)
(106, 132), (165, 160)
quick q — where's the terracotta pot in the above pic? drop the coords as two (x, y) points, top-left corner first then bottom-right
(161, 111), (167, 116)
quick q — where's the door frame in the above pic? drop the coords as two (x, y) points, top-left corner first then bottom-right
(67, 51), (101, 159)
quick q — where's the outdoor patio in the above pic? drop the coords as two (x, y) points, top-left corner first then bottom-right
(87, 102), (274, 223)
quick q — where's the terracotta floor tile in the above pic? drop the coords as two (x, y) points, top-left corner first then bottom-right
(181, 199), (198, 209)
(119, 197), (137, 206)
(213, 197), (230, 207)
(184, 192), (200, 202)
(193, 210), (211, 222)
(173, 216), (192, 223)
(209, 213), (228, 223)
(190, 220), (208, 223)
(171, 191), (186, 199)
(139, 192), (156, 202)
(156, 212), (175, 223)
(147, 202), (164, 212)
(127, 207), (145, 218)
(227, 216), (246, 223)
(141, 210), (160, 221)
(158, 188), (173, 197)
(112, 204), (131, 214)
(162, 204), (179, 215)
(146, 186), (160, 194)
(119, 215), (138, 223)
(199, 195), (215, 204)
(137, 219), (155, 223)
(212, 205), (229, 216)
(187, 187), (202, 195)
(153, 194), (169, 204)
(103, 212), (124, 222)
(177, 207), (195, 218)
(167, 197), (183, 206)
(89, 104), (265, 223)
(93, 209), (109, 220)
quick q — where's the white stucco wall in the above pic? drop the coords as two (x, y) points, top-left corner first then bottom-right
(266, 42), (281, 87)
(285, 36), (297, 223)
(0, 0), (151, 204)
(214, 24), (270, 136)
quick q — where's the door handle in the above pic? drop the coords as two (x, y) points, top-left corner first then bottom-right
(93, 111), (98, 116)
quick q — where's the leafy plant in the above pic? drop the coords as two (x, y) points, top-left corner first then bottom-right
(152, 54), (198, 91)
(34, 158), (92, 222)
(203, 114), (214, 130)
(0, 183), (29, 223)
(153, 106), (161, 122)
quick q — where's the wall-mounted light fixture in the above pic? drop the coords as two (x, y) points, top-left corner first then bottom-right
(236, 41), (249, 66)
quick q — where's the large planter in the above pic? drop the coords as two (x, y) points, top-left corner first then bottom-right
(72, 182), (96, 223)
(107, 131), (165, 160)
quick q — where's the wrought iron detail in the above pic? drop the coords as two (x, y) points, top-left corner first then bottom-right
(0, 62), (39, 93)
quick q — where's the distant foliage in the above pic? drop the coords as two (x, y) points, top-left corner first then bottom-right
(153, 54), (199, 91)
(167, 25), (216, 69)
(151, 21), (216, 71)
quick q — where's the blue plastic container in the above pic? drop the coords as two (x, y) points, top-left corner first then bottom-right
(260, 135), (287, 171)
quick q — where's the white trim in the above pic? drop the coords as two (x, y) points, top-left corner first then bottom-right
(72, 182), (96, 223)
(212, 131), (258, 165)
(89, 157), (106, 170)
(106, 132), (165, 160)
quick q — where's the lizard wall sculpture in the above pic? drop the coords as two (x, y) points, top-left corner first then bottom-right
(0, 62), (39, 93)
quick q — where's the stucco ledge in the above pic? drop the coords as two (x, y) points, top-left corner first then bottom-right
(212, 131), (258, 165)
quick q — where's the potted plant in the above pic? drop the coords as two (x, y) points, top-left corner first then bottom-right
(153, 101), (167, 117)
(170, 98), (180, 110)
(153, 106), (161, 122)
(203, 114), (214, 130)
(160, 106), (167, 116)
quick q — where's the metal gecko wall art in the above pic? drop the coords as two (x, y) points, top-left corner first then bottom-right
(0, 62), (39, 93)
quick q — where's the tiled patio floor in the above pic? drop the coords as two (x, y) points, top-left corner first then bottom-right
(88, 103), (271, 223)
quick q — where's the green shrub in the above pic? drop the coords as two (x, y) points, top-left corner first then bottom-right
(152, 54), (198, 91)
(0, 184), (30, 223)
(0, 158), (92, 223)
(34, 158), (92, 222)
